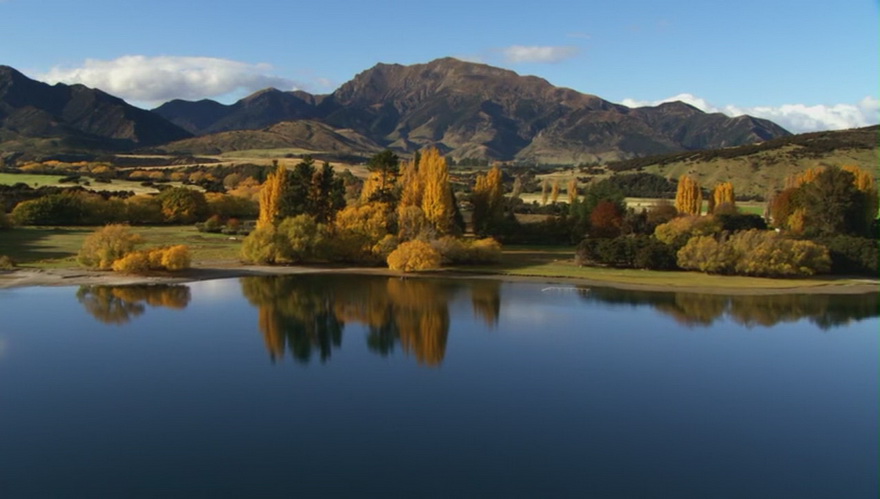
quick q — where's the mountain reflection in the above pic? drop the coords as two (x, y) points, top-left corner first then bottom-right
(241, 275), (465, 366)
(579, 287), (880, 329)
(76, 285), (191, 325)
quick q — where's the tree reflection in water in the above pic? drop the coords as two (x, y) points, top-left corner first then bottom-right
(241, 275), (465, 366)
(579, 287), (880, 330)
(76, 277), (876, 367)
(76, 285), (192, 325)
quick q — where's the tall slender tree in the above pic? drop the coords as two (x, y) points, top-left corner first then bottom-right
(675, 175), (702, 215)
(420, 147), (454, 235)
(258, 161), (286, 228)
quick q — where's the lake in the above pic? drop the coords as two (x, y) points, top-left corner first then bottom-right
(0, 274), (877, 498)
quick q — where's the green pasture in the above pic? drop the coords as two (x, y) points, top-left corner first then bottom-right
(0, 172), (196, 195)
(456, 245), (861, 291)
(0, 226), (243, 268)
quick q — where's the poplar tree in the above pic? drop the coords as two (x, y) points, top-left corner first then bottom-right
(258, 161), (286, 228)
(550, 180), (560, 204)
(567, 178), (578, 205)
(471, 165), (504, 235)
(420, 147), (454, 235)
(675, 175), (702, 215)
(712, 182), (736, 213)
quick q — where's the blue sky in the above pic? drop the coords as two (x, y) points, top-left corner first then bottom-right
(1, 0), (877, 133)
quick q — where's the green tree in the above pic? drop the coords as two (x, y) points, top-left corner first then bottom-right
(801, 166), (870, 236)
(363, 149), (400, 203)
(157, 187), (208, 224)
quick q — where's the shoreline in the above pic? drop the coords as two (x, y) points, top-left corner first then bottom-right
(1, 264), (878, 295)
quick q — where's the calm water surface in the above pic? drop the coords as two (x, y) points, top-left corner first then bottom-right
(0, 274), (877, 498)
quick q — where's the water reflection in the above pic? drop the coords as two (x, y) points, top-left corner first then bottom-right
(241, 275), (461, 366)
(77, 285), (191, 324)
(75, 277), (879, 367)
(579, 287), (880, 329)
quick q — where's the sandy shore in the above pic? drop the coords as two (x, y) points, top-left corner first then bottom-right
(1, 263), (877, 295)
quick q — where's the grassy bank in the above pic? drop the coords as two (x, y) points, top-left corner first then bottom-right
(456, 245), (868, 291)
(0, 226), (242, 268)
(0, 227), (872, 291)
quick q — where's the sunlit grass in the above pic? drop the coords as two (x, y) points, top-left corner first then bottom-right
(0, 226), (242, 268)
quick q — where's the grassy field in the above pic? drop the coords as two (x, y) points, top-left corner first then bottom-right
(0, 173), (66, 188)
(0, 226), (243, 268)
(460, 245), (862, 290)
(0, 172), (191, 195)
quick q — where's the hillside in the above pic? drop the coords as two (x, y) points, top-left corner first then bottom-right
(153, 58), (790, 163)
(159, 120), (382, 156)
(155, 88), (323, 135)
(0, 65), (191, 156)
(603, 125), (879, 198)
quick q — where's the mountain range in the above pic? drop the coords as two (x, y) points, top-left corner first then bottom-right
(2, 58), (791, 163)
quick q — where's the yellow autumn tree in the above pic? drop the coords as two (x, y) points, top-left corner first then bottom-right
(711, 182), (736, 213)
(419, 147), (454, 235)
(675, 175), (702, 215)
(843, 165), (879, 228)
(550, 180), (560, 204)
(258, 161), (287, 228)
(398, 157), (423, 210)
(540, 179), (550, 205)
(471, 165), (504, 235)
(567, 178), (578, 205)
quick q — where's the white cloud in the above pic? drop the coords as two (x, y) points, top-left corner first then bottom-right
(38, 55), (299, 106)
(501, 45), (579, 64)
(621, 93), (880, 133)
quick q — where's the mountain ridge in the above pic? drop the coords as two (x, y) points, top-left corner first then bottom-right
(153, 57), (790, 162)
(0, 65), (191, 152)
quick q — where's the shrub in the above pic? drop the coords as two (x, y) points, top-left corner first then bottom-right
(815, 235), (879, 275)
(0, 212), (11, 230)
(577, 235), (677, 270)
(676, 236), (737, 274)
(0, 255), (15, 269)
(240, 224), (286, 264)
(467, 238), (502, 264)
(714, 213), (767, 233)
(110, 245), (191, 274)
(654, 215), (722, 249)
(277, 215), (327, 263)
(431, 236), (468, 264)
(111, 251), (152, 273)
(160, 245), (191, 271)
(77, 224), (144, 270)
(387, 240), (442, 272)
(677, 230), (830, 277)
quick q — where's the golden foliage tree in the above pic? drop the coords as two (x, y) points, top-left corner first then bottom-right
(674, 175), (702, 215)
(419, 147), (455, 235)
(711, 181), (736, 213)
(550, 179), (560, 204)
(398, 157), (423, 210)
(567, 178), (578, 205)
(471, 165), (505, 235)
(541, 179), (550, 205)
(258, 161), (287, 228)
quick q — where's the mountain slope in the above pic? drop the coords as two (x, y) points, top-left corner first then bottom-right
(154, 88), (321, 135)
(154, 58), (790, 163)
(160, 120), (382, 156)
(605, 125), (879, 198)
(0, 65), (191, 151)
